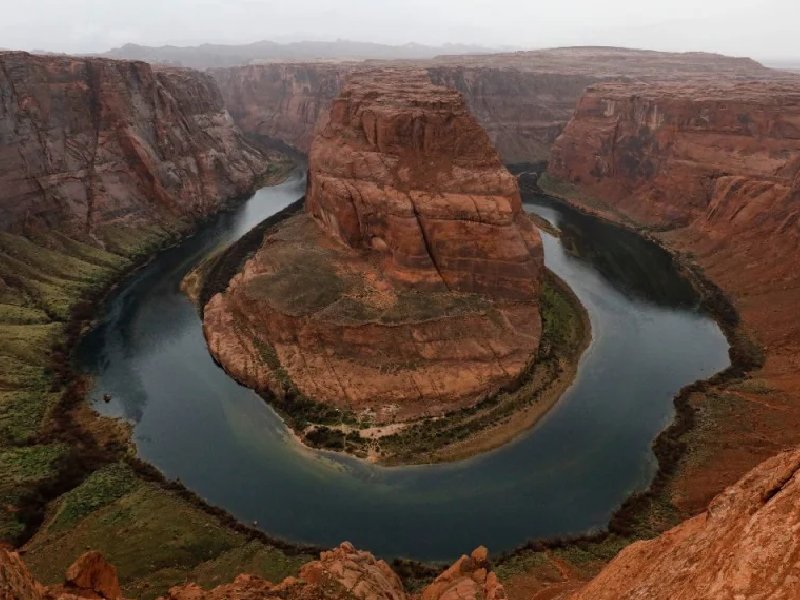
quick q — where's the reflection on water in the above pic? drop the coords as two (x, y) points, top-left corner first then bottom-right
(77, 174), (730, 561)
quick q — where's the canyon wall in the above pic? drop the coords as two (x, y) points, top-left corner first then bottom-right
(203, 68), (544, 433)
(0, 51), (272, 242)
(548, 78), (800, 512)
(210, 62), (355, 152)
(210, 47), (775, 164)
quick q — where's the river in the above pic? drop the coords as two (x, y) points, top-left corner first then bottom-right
(77, 170), (730, 560)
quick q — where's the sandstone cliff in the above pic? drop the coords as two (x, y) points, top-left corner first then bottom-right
(203, 68), (544, 448)
(1, 544), (505, 600)
(0, 51), (272, 242)
(548, 78), (800, 512)
(305, 68), (543, 300)
(567, 446), (800, 600)
(210, 63), (355, 152)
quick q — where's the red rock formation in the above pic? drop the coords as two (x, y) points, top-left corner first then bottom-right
(63, 552), (121, 600)
(548, 78), (800, 510)
(422, 547), (506, 600)
(0, 51), (271, 242)
(203, 68), (543, 431)
(306, 68), (543, 300)
(0, 550), (123, 600)
(567, 446), (800, 600)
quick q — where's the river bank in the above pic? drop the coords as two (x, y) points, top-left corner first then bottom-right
(4, 162), (317, 600)
(492, 173), (761, 599)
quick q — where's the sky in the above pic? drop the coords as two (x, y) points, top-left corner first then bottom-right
(1, 0), (799, 62)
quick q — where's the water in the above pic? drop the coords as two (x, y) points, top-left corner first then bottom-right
(77, 171), (730, 561)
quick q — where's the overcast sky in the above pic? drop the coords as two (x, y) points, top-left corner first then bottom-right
(2, 0), (798, 61)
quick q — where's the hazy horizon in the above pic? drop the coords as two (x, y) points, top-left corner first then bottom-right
(2, 0), (800, 62)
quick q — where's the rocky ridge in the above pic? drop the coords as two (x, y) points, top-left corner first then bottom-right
(566, 446), (800, 600)
(203, 68), (544, 440)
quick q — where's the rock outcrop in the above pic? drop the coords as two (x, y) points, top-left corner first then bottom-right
(0, 51), (272, 242)
(567, 446), (800, 600)
(548, 78), (800, 510)
(203, 68), (543, 434)
(1, 549), (122, 600)
(0, 544), (506, 600)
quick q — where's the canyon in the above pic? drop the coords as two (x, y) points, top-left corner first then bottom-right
(202, 68), (550, 459)
(211, 47), (774, 165)
(1, 43), (800, 600)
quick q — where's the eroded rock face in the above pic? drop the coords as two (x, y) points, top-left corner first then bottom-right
(63, 551), (121, 600)
(549, 80), (800, 228)
(567, 446), (800, 600)
(211, 63), (355, 152)
(0, 51), (271, 241)
(306, 68), (543, 300)
(203, 68), (543, 426)
(549, 79), (800, 508)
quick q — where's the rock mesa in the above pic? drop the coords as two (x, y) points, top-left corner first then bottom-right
(203, 68), (543, 427)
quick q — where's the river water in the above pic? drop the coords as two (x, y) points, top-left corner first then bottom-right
(77, 171), (730, 560)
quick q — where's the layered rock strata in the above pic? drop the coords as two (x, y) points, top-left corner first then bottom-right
(211, 47), (775, 163)
(210, 63), (355, 152)
(548, 78), (800, 510)
(204, 68), (543, 425)
(0, 51), (272, 241)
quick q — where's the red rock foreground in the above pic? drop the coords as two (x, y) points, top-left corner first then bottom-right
(204, 69), (543, 427)
(567, 446), (800, 600)
(1, 544), (504, 600)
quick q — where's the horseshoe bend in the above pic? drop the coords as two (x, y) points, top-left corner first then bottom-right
(1, 28), (800, 600)
(200, 69), (583, 463)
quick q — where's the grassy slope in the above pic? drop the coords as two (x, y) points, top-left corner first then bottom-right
(0, 161), (309, 597)
(23, 463), (308, 600)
